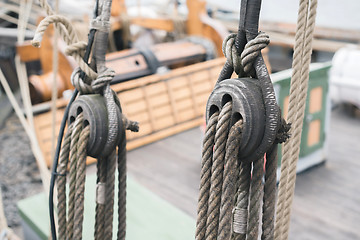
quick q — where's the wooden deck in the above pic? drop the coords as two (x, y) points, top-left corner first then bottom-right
(126, 106), (360, 239)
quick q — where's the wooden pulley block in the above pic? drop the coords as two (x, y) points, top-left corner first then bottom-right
(206, 78), (266, 162)
(68, 94), (123, 158)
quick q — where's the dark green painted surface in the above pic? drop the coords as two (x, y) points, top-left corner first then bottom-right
(18, 175), (195, 239)
(272, 62), (331, 165)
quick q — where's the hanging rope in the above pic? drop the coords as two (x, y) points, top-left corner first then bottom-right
(31, 1), (139, 239)
(195, 1), (290, 239)
(275, 0), (318, 239)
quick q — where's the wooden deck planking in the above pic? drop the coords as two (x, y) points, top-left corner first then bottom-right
(126, 107), (360, 239)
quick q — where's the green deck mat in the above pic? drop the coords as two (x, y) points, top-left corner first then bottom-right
(18, 175), (195, 239)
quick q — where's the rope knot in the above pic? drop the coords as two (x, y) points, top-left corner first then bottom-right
(222, 33), (243, 75)
(241, 32), (270, 74)
(71, 67), (93, 94)
(275, 118), (291, 144)
(91, 68), (115, 93)
(65, 41), (87, 56)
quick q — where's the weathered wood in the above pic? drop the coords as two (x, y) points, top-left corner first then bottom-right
(126, 107), (360, 240)
(223, 20), (358, 52)
(33, 58), (225, 166)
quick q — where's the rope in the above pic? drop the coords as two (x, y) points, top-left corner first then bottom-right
(205, 101), (232, 239)
(195, 111), (219, 240)
(222, 33), (269, 77)
(31, 14), (98, 80)
(103, 150), (116, 239)
(66, 113), (84, 240)
(275, 0), (318, 239)
(246, 157), (264, 239)
(196, 6), (287, 235)
(73, 125), (90, 239)
(262, 145), (277, 240)
(57, 122), (73, 239)
(218, 120), (243, 240)
(94, 157), (106, 240)
(232, 162), (251, 240)
(117, 125), (127, 240)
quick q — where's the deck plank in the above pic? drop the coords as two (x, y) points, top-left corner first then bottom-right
(127, 107), (360, 239)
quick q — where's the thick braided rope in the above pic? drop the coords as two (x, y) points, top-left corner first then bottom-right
(275, 0), (318, 239)
(95, 158), (106, 240)
(232, 162), (251, 240)
(222, 33), (243, 76)
(196, 111), (219, 240)
(57, 122), (74, 240)
(246, 157), (264, 240)
(281, 1), (318, 238)
(218, 120), (243, 240)
(117, 126), (127, 240)
(274, 0), (310, 236)
(73, 125), (90, 239)
(31, 15), (98, 80)
(205, 101), (232, 239)
(66, 113), (84, 239)
(261, 144), (278, 240)
(240, 32), (270, 74)
(103, 150), (117, 239)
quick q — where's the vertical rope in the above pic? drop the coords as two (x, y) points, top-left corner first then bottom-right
(275, 0), (318, 239)
(94, 158), (106, 240)
(66, 113), (84, 239)
(232, 162), (251, 240)
(117, 126), (127, 240)
(246, 157), (264, 240)
(281, 1), (318, 239)
(57, 123), (74, 240)
(196, 111), (219, 240)
(73, 125), (90, 239)
(261, 144), (277, 240)
(274, 0), (310, 235)
(205, 101), (232, 239)
(218, 120), (243, 240)
(103, 150), (116, 239)
(51, 0), (60, 161)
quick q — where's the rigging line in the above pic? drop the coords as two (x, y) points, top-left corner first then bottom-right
(48, 1), (100, 238)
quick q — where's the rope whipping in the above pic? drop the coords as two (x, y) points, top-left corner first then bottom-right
(274, 0), (318, 239)
(195, 0), (290, 239)
(32, 1), (139, 239)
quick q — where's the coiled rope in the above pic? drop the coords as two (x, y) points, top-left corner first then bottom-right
(274, 0), (318, 239)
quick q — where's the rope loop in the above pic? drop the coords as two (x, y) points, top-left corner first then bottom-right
(241, 32), (270, 74)
(71, 67), (93, 95)
(65, 41), (88, 56)
(31, 14), (98, 80)
(91, 68), (116, 93)
(222, 33), (243, 75)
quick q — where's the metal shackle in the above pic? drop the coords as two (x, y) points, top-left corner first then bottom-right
(206, 78), (266, 161)
(68, 94), (123, 158)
